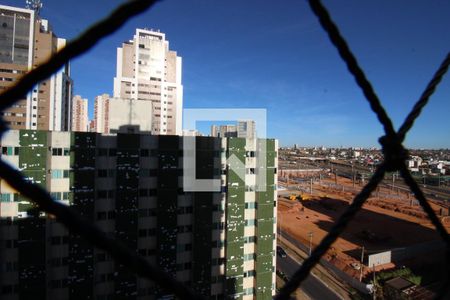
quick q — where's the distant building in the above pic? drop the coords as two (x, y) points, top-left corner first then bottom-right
(71, 95), (88, 132)
(113, 28), (183, 135)
(211, 124), (237, 138)
(88, 119), (95, 132)
(430, 161), (446, 175)
(0, 130), (278, 299)
(211, 121), (256, 139)
(406, 155), (423, 173)
(0, 4), (73, 131)
(210, 125), (216, 137)
(182, 129), (202, 136)
(237, 120), (256, 139)
(93, 94), (153, 134)
(93, 93), (110, 134)
(108, 98), (153, 133)
(383, 277), (435, 300)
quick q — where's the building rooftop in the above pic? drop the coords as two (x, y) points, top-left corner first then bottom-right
(385, 277), (414, 291)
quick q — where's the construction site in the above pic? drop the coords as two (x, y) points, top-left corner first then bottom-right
(277, 169), (450, 294)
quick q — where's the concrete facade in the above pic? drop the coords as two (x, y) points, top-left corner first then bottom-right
(0, 5), (34, 129)
(0, 130), (277, 299)
(93, 93), (110, 134)
(93, 94), (154, 134)
(71, 95), (88, 132)
(0, 5), (73, 131)
(211, 125), (238, 138)
(237, 121), (256, 139)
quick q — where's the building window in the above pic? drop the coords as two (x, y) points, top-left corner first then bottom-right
(97, 148), (108, 156)
(245, 219), (257, 227)
(97, 211), (107, 220)
(139, 189), (148, 197)
(2, 284), (18, 294)
(244, 236), (257, 243)
(108, 211), (116, 219)
(140, 149), (149, 156)
(245, 185), (256, 192)
(139, 169), (151, 177)
(5, 239), (17, 248)
(51, 169), (69, 179)
(246, 151), (255, 157)
(98, 169), (107, 177)
(50, 192), (62, 201)
(52, 148), (62, 156)
(244, 270), (255, 278)
(97, 190), (107, 198)
(244, 288), (255, 296)
(177, 243), (192, 252)
(1, 146), (19, 156)
(211, 258), (225, 266)
(245, 202), (257, 209)
(1, 194), (12, 202)
(243, 253), (255, 261)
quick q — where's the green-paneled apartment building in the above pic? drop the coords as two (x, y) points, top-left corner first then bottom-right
(0, 129), (278, 299)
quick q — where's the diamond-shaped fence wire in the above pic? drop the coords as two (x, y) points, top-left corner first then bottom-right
(0, 0), (448, 299)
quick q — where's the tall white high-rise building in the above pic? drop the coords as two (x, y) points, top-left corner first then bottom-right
(113, 28), (183, 135)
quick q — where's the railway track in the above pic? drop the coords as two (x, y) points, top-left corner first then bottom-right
(281, 159), (450, 201)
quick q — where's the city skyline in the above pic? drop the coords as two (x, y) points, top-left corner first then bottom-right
(2, 0), (450, 148)
(0, 2), (449, 299)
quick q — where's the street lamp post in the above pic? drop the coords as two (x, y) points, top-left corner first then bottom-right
(359, 246), (365, 282)
(278, 211), (282, 240)
(372, 264), (377, 300)
(391, 172), (395, 193)
(308, 232), (313, 256)
(352, 162), (355, 188)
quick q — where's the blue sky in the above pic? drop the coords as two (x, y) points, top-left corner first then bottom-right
(4, 0), (450, 148)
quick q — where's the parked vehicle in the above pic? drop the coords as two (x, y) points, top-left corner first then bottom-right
(277, 246), (287, 258)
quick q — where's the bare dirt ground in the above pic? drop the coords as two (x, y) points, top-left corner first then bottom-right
(278, 175), (450, 279)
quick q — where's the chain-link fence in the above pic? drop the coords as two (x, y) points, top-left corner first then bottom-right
(0, 0), (448, 299)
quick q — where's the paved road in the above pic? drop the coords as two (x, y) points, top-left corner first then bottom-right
(280, 230), (369, 294)
(277, 250), (342, 300)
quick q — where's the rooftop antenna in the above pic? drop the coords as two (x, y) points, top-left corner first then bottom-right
(26, 0), (43, 15)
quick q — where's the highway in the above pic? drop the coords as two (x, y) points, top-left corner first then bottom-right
(277, 249), (342, 300)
